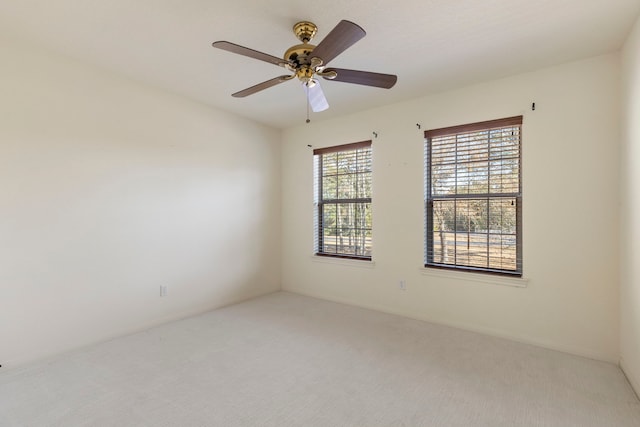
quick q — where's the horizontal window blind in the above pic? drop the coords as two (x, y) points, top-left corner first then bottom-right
(314, 141), (372, 260)
(425, 116), (522, 276)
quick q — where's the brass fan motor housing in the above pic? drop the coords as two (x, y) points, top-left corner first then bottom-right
(284, 43), (316, 68)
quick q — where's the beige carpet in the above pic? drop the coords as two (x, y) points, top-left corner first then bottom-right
(1, 291), (639, 426)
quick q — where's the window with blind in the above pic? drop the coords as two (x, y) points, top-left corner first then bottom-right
(314, 141), (372, 260)
(424, 116), (522, 276)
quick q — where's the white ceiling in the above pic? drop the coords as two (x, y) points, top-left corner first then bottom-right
(1, 0), (639, 129)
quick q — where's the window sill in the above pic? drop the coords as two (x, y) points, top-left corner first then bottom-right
(311, 255), (376, 268)
(420, 267), (528, 288)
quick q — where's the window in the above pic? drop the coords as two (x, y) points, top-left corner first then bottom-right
(314, 141), (372, 260)
(425, 116), (522, 276)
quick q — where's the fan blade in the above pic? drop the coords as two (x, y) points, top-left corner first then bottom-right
(323, 68), (397, 89)
(310, 20), (366, 66)
(212, 41), (290, 68)
(303, 81), (329, 112)
(232, 75), (293, 98)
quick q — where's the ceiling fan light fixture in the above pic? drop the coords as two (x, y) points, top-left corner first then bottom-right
(303, 80), (329, 113)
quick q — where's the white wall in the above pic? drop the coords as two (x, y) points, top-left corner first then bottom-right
(620, 14), (640, 395)
(0, 36), (281, 367)
(282, 54), (621, 362)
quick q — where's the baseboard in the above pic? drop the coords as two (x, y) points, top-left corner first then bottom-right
(284, 287), (618, 364)
(620, 357), (640, 399)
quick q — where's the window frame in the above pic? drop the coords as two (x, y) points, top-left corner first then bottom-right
(424, 116), (523, 277)
(314, 140), (373, 261)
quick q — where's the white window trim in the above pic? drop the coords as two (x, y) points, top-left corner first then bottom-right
(420, 266), (528, 288)
(311, 255), (376, 268)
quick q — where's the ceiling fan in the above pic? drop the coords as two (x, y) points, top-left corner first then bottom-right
(212, 20), (397, 119)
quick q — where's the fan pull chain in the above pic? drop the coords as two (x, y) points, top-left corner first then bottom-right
(306, 86), (311, 124)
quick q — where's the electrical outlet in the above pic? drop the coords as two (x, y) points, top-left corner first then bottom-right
(399, 280), (406, 291)
(160, 285), (168, 297)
